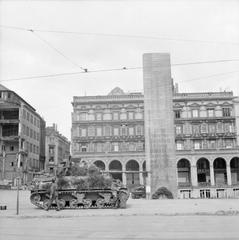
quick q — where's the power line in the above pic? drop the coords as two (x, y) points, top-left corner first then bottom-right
(180, 70), (239, 83)
(1, 59), (239, 82)
(1, 24), (239, 46)
(30, 30), (86, 71)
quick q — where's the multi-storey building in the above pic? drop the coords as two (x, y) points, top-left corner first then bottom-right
(71, 86), (239, 198)
(0, 84), (46, 185)
(45, 124), (70, 174)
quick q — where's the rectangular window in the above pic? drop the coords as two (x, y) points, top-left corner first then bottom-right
(222, 108), (231, 117)
(113, 127), (119, 136)
(30, 143), (32, 152)
(192, 125), (200, 134)
(23, 109), (26, 119)
(224, 123), (233, 133)
(112, 142), (119, 152)
(30, 129), (33, 138)
(128, 127), (134, 135)
(208, 124), (216, 133)
(174, 110), (181, 119)
(176, 142), (183, 150)
(200, 123), (208, 134)
(176, 125), (182, 135)
(103, 113), (112, 120)
(113, 112), (119, 120)
(104, 126), (111, 136)
(96, 113), (102, 120)
(96, 143), (103, 152)
(88, 114), (95, 121)
(136, 125), (143, 135)
(10, 146), (14, 151)
(27, 112), (30, 121)
(209, 140), (216, 149)
(194, 141), (201, 150)
(128, 112), (134, 120)
(120, 113), (127, 120)
(81, 144), (87, 152)
(192, 109), (199, 118)
(96, 127), (102, 136)
(88, 127), (95, 136)
(135, 112), (143, 119)
(225, 139), (233, 148)
(207, 108), (214, 117)
(80, 128), (87, 137)
(121, 125), (127, 136)
(79, 113), (87, 121)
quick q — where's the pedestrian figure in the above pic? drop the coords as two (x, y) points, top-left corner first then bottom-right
(45, 178), (61, 211)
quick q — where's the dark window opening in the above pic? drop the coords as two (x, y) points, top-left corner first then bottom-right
(175, 110), (181, 119)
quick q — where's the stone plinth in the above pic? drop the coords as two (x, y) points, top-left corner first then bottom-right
(143, 53), (177, 198)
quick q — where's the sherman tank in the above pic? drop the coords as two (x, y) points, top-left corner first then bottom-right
(30, 163), (129, 210)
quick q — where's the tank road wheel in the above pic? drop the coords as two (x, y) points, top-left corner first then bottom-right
(69, 199), (78, 209)
(96, 198), (105, 209)
(58, 199), (66, 209)
(30, 193), (41, 204)
(43, 199), (51, 210)
(83, 199), (92, 209)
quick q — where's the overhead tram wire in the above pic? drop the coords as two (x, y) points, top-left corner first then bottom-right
(29, 30), (87, 71)
(1, 59), (239, 82)
(1, 25), (239, 46)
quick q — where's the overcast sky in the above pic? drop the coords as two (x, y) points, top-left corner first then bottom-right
(0, 0), (239, 140)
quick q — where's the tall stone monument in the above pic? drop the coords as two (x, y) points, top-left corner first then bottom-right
(143, 53), (177, 198)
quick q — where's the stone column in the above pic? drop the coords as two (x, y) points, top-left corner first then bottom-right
(143, 53), (177, 198)
(122, 164), (127, 186)
(190, 165), (198, 187)
(139, 164), (144, 185)
(226, 163), (232, 186)
(105, 161), (109, 172)
(210, 164), (215, 186)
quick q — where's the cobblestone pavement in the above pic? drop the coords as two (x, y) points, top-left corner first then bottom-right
(1, 190), (239, 239)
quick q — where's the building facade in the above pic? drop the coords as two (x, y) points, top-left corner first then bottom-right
(71, 86), (239, 198)
(45, 124), (71, 174)
(0, 84), (46, 185)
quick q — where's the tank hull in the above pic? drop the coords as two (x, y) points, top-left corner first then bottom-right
(30, 188), (129, 210)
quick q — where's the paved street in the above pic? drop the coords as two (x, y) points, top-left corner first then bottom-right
(1, 190), (239, 239)
(1, 215), (239, 240)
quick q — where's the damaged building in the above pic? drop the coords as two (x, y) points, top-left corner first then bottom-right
(0, 84), (45, 185)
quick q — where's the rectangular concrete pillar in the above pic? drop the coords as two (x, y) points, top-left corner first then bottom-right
(143, 53), (177, 198)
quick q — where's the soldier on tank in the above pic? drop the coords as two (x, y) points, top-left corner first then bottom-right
(45, 177), (61, 211)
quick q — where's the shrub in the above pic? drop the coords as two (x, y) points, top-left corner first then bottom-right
(152, 187), (173, 199)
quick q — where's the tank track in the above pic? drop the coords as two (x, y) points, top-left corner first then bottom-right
(30, 189), (129, 210)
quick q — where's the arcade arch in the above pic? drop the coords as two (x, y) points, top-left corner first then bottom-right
(109, 160), (122, 181)
(197, 158), (210, 186)
(177, 158), (191, 186)
(126, 160), (140, 188)
(213, 158), (227, 185)
(230, 157), (239, 185)
(93, 160), (105, 171)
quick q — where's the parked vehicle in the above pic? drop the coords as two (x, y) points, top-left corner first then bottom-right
(131, 185), (146, 199)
